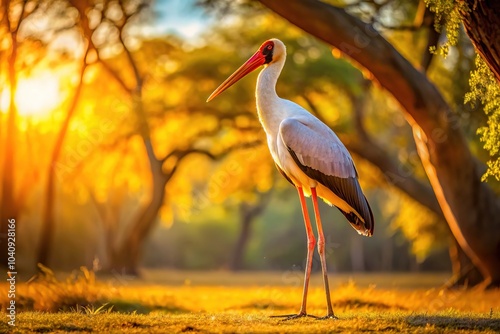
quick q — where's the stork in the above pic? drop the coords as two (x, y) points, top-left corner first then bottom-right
(207, 39), (374, 320)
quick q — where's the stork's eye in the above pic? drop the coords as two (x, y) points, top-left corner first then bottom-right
(262, 43), (274, 55)
(262, 42), (274, 64)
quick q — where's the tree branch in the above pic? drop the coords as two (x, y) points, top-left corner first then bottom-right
(113, 1), (144, 91)
(300, 93), (321, 118)
(343, 134), (443, 218)
(375, 22), (422, 31)
(259, 0), (448, 132)
(12, 0), (27, 33)
(420, 28), (441, 72)
(99, 59), (133, 94)
(162, 141), (262, 165)
(69, 0), (97, 51)
(347, 80), (371, 139)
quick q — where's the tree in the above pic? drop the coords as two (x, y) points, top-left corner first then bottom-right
(0, 0), (25, 267)
(0, 0), (47, 267)
(61, 1), (267, 274)
(424, 0), (500, 181)
(257, 0), (500, 287)
(74, 0), (167, 275)
(202, 1), (483, 284)
(38, 0), (95, 267)
(230, 188), (273, 271)
(459, 0), (500, 84)
(458, 0), (500, 181)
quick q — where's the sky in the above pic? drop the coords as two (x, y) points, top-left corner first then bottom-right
(153, 0), (214, 39)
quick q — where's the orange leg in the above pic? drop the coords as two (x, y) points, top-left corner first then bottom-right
(311, 188), (336, 319)
(271, 186), (317, 320)
(297, 186), (316, 315)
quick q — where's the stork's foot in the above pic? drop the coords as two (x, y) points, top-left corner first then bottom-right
(316, 313), (338, 320)
(270, 312), (318, 321)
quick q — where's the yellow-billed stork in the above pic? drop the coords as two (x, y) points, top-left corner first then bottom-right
(207, 38), (374, 320)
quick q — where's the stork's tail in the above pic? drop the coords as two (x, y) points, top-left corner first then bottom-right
(338, 196), (374, 237)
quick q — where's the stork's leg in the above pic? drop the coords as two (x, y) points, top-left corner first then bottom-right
(296, 186), (316, 315)
(271, 186), (317, 320)
(311, 187), (337, 319)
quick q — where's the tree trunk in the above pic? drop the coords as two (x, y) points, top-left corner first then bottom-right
(37, 49), (88, 267)
(230, 204), (254, 271)
(230, 197), (269, 271)
(105, 88), (170, 275)
(231, 187), (273, 271)
(0, 28), (19, 268)
(108, 153), (168, 275)
(36, 0), (96, 268)
(460, 0), (500, 83)
(258, 0), (500, 287)
(446, 238), (483, 288)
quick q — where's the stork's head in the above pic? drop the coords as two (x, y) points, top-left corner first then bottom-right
(206, 38), (286, 102)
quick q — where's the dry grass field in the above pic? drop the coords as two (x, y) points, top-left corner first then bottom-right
(1, 269), (499, 333)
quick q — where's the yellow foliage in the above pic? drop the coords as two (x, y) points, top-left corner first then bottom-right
(384, 192), (448, 261)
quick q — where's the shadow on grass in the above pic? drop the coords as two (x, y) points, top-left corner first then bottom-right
(235, 301), (289, 311)
(31, 322), (152, 333)
(407, 315), (500, 332)
(106, 299), (188, 314)
(31, 324), (93, 333)
(15, 296), (188, 315)
(335, 298), (407, 310)
(16, 295), (36, 311)
(235, 298), (407, 312)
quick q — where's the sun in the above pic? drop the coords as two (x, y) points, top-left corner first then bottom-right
(0, 72), (63, 118)
(16, 73), (62, 117)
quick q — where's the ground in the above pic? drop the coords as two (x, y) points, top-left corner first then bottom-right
(1, 269), (499, 333)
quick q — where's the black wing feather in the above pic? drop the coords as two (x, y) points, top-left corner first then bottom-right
(288, 148), (374, 236)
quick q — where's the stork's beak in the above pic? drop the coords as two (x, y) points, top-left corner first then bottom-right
(206, 50), (266, 102)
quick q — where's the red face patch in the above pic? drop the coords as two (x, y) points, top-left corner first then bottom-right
(260, 40), (274, 64)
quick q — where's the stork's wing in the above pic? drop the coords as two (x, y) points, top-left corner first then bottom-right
(279, 116), (356, 178)
(279, 116), (374, 236)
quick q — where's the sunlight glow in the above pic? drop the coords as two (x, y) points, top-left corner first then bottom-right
(0, 73), (63, 118)
(16, 73), (62, 117)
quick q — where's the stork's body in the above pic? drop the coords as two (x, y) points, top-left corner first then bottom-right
(208, 39), (374, 319)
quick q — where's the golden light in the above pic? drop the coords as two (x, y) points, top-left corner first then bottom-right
(0, 72), (63, 118)
(16, 73), (62, 117)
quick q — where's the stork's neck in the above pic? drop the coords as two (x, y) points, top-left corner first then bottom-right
(256, 57), (286, 135)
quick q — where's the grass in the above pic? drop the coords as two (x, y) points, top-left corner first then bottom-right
(1, 268), (499, 333)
